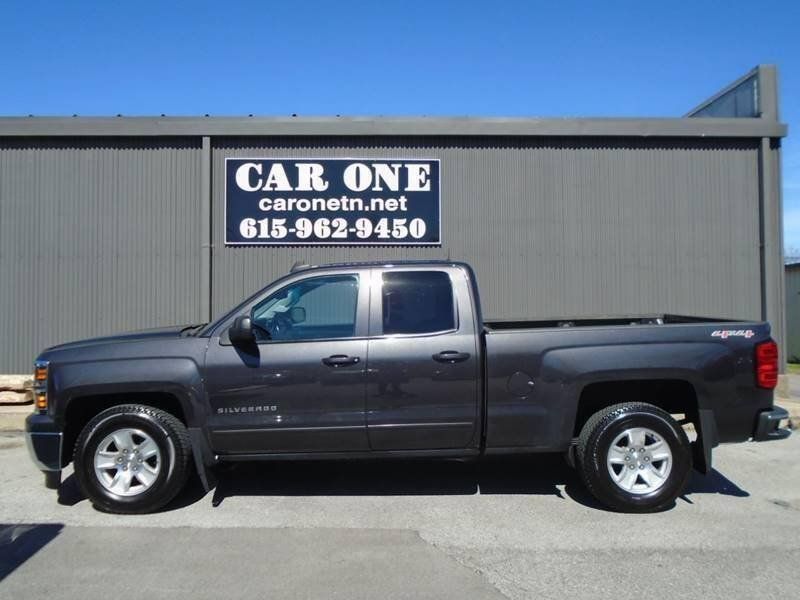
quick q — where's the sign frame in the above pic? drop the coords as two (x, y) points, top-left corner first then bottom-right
(223, 157), (442, 246)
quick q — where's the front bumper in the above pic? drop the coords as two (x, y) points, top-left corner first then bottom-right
(753, 407), (792, 441)
(25, 413), (63, 473)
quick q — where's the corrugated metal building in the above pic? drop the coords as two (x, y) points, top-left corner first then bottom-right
(786, 260), (800, 362)
(0, 66), (788, 372)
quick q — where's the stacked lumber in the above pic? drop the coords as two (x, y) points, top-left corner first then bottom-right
(0, 375), (33, 405)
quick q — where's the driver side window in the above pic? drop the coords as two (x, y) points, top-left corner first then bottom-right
(251, 274), (359, 342)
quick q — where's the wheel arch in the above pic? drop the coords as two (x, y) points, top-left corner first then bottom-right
(572, 378), (715, 473)
(62, 391), (188, 467)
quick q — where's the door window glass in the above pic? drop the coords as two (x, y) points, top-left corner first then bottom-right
(252, 274), (358, 341)
(382, 271), (455, 335)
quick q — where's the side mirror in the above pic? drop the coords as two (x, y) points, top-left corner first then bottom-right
(229, 315), (255, 345)
(289, 306), (306, 324)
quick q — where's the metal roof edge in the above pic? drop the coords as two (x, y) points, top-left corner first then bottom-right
(0, 116), (787, 138)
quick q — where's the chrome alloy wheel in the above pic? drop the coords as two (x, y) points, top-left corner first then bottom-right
(93, 428), (161, 497)
(606, 427), (672, 495)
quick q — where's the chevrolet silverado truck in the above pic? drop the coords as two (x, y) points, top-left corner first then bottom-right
(26, 260), (791, 514)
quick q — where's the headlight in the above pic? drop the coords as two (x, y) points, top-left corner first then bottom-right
(33, 360), (49, 412)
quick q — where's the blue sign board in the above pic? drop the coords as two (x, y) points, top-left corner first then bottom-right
(225, 158), (441, 245)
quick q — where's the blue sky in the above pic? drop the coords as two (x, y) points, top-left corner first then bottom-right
(1, 0), (798, 249)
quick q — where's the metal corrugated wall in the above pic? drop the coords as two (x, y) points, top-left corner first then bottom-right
(211, 137), (762, 326)
(0, 138), (204, 372)
(0, 135), (769, 372)
(765, 141), (787, 359)
(786, 267), (800, 361)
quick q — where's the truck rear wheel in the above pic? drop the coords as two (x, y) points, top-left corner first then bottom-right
(576, 402), (691, 513)
(73, 404), (192, 514)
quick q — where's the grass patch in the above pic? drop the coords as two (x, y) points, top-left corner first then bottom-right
(787, 363), (800, 375)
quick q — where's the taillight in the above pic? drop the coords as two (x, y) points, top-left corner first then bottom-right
(755, 340), (779, 389)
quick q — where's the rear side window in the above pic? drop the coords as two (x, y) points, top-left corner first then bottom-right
(382, 271), (455, 335)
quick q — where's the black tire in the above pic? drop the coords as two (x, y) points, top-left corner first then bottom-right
(73, 404), (192, 514)
(576, 402), (692, 513)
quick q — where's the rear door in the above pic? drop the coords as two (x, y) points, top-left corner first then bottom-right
(365, 266), (480, 450)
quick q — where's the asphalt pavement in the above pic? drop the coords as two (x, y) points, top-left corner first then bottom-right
(1, 432), (799, 600)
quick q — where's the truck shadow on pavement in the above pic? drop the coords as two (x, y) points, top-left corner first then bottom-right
(203, 455), (750, 512)
(56, 455), (750, 513)
(0, 523), (63, 582)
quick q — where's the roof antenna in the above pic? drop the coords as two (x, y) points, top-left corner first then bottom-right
(446, 248), (451, 261)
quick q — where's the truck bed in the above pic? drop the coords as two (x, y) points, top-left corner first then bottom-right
(481, 316), (772, 452)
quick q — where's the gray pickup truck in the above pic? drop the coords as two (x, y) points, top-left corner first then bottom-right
(26, 260), (790, 514)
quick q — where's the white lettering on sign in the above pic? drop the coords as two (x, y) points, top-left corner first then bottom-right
(234, 162), (299, 192)
(234, 162), (263, 192)
(294, 163), (329, 192)
(371, 163), (402, 191)
(237, 161), (432, 193)
(262, 163), (292, 191)
(405, 163), (431, 191)
(342, 163), (373, 192)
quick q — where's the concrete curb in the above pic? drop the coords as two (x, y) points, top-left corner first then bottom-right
(775, 397), (800, 430)
(0, 405), (30, 432)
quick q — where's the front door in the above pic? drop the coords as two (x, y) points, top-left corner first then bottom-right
(205, 271), (370, 454)
(366, 268), (480, 450)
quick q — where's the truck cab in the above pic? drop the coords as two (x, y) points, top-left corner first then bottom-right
(205, 262), (481, 455)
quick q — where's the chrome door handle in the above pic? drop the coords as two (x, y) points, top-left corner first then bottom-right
(322, 355), (360, 367)
(432, 351), (470, 363)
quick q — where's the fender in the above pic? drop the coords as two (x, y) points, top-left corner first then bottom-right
(53, 357), (206, 427)
(539, 342), (724, 460)
(51, 357), (218, 486)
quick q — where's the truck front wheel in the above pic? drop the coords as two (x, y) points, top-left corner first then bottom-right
(73, 404), (192, 514)
(576, 402), (692, 513)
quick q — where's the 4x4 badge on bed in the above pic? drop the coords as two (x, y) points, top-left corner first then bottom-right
(711, 329), (755, 339)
